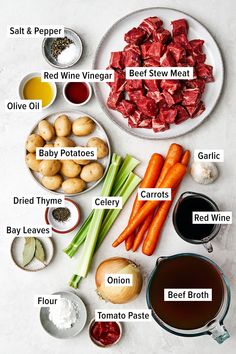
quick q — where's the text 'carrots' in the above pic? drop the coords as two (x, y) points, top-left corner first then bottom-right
(112, 162), (187, 247)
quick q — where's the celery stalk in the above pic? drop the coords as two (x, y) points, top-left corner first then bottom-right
(71, 153), (122, 282)
(96, 172), (141, 249)
(64, 154), (140, 258)
(112, 154), (139, 195)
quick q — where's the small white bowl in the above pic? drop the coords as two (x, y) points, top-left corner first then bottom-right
(63, 82), (92, 106)
(19, 72), (57, 110)
(89, 318), (122, 347)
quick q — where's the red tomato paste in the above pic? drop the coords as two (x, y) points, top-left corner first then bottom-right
(90, 321), (120, 346)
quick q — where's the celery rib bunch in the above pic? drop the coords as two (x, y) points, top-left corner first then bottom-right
(66, 154), (141, 289)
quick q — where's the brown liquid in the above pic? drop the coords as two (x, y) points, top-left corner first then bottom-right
(149, 255), (224, 330)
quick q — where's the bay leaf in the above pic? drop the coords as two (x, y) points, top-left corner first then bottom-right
(23, 237), (36, 267)
(35, 238), (45, 264)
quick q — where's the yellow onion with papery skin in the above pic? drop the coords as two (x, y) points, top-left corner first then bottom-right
(95, 257), (143, 304)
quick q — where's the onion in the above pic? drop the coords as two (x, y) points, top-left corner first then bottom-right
(95, 257), (143, 304)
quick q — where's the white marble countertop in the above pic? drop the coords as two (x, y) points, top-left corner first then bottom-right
(0, 0), (236, 353)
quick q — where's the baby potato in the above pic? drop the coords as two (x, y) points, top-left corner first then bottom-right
(54, 137), (75, 148)
(80, 162), (104, 182)
(25, 153), (41, 172)
(42, 175), (63, 190)
(44, 143), (54, 148)
(54, 114), (72, 137)
(72, 116), (95, 136)
(38, 120), (55, 141)
(60, 160), (81, 178)
(62, 178), (86, 194)
(73, 159), (90, 165)
(26, 134), (45, 153)
(87, 137), (109, 159)
(39, 160), (61, 176)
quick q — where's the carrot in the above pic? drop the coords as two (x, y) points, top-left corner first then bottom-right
(142, 150), (190, 256)
(131, 144), (184, 251)
(132, 213), (153, 251)
(124, 153), (164, 250)
(112, 162), (187, 247)
(155, 143), (183, 187)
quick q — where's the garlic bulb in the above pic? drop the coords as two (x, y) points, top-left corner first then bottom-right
(190, 162), (219, 184)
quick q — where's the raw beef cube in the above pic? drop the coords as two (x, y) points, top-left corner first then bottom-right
(153, 28), (172, 44)
(186, 79), (205, 93)
(109, 70), (126, 92)
(124, 27), (146, 45)
(159, 107), (177, 123)
(175, 105), (190, 124)
(109, 52), (124, 69)
(128, 110), (143, 127)
(185, 55), (196, 66)
(162, 90), (182, 107)
(144, 79), (159, 91)
(160, 51), (176, 66)
(190, 39), (204, 54)
(174, 34), (191, 50)
(128, 89), (146, 103)
(186, 101), (205, 118)
(146, 42), (163, 60)
(123, 51), (141, 67)
(137, 97), (157, 118)
(138, 118), (152, 128)
(143, 58), (160, 66)
(125, 79), (143, 91)
(194, 53), (206, 64)
(182, 88), (201, 106)
(171, 19), (188, 37)
(124, 43), (141, 55)
(117, 100), (136, 117)
(107, 91), (124, 110)
(167, 43), (186, 63)
(160, 80), (181, 94)
(139, 17), (163, 36)
(147, 90), (164, 104)
(141, 42), (152, 59)
(152, 118), (169, 132)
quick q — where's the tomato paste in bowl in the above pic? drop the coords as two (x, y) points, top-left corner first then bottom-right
(89, 319), (122, 347)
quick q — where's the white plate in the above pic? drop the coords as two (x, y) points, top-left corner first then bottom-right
(93, 7), (224, 140)
(26, 110), (111, 196)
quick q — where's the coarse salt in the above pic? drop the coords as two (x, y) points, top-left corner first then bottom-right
(57, 43), (78, 65)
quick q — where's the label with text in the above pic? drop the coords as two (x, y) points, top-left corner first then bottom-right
(41, 70), (114, 82)
(92, 197), (122, 209)
(12, 195), (64, 207)
(7, 25), (64, 38)
(104, 274), (133, 287)
(2, 224), (52, 237)
(138, 188), (171, 201)
(5, 100), (42, 112)
(36, 147), (97, 160)
(95, 309), (152, 322)
(126, 67), (193, 80)
(194, 149), (224, 162)
(192, 212), (232, 224)
(164, 288), (212, 301)
(34, 295), (61, 307)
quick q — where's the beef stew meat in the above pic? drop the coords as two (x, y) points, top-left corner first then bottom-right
(106, 17), (214, 133)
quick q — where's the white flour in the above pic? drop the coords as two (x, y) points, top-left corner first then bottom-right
(49, 297), (80, 329)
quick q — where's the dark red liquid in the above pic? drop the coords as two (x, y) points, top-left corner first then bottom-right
(65, 82), (90, 104)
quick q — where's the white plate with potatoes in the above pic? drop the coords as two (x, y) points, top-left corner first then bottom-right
(25, 111), (111, 196)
